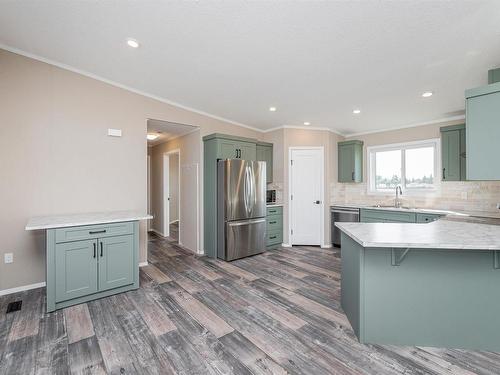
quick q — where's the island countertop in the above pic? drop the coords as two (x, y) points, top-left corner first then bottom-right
(26, 210), (153, 230)
(335, 220), (500, 250)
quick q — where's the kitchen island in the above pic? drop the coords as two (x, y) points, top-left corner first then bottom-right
(336, 219), (500, 351)
(26, 210), (152, 312)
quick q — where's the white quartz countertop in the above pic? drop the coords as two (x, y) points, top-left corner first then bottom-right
(267, 203), (283, 207)
(335, 220), (500, 250)
(26, 210), (153, 231)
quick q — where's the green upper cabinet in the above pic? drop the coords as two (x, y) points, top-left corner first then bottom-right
(338, 140), (363, 183)
(465, 82), (500, 180)
(257, 141), (273, 183)
(441, 124), (466, 181)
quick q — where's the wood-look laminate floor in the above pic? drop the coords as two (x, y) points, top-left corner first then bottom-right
(1, 234), (500, 374)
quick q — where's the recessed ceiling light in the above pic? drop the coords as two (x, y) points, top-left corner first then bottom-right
(353, 109), (361, 114)
(269, 106), (277, 112)
(147, 134), (158, 140)
(127, 38), (140, 48)
(422, 91), (433, 98)
(303, 122), (311, 126)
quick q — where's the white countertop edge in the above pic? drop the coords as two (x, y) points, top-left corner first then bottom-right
(267, 203), (284, 207)
(335, 222), (500, 251)
(26, 211), (153, 231)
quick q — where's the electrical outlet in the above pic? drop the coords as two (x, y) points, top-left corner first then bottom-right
(461, 191), (468, 200)
(4, 253), (13, 264)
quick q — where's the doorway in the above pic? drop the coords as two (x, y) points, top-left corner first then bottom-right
(288, 147), (324, 246)
(146, 119), (199, 253)
(163, 150), (180, 241)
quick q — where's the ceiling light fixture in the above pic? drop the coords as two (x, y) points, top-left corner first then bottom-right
(269, 106), (277, 112)
(303, 122), (311, 126)
(147, 134), (158, 140)
(352, 109), (361, 114)
(422, 91), (433, 98)
(127, 38), (140, 48)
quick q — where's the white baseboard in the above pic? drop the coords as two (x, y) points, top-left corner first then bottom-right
(169, 219), (179, 224)
(149, 228), (166, 237)
(139, 261), (148, 267)
(281, 243), (292, 248)
(0, 281), (46, 297)
(321, 244), (332, 249)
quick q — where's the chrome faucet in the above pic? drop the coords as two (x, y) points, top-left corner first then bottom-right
(395, 185), (403, 208)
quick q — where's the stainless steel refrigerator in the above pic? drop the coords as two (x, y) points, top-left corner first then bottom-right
(217, 159), (266, 261)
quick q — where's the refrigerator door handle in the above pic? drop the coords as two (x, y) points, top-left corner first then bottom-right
(228, 218), (266, 227)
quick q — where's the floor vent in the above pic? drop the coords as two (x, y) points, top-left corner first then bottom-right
(6, 301), (22, 314)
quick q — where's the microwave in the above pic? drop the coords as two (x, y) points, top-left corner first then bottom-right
(266, 190), (276, 204)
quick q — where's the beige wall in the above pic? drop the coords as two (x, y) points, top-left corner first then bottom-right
(0, 49), (259, 291)
(334, 120), (500, 213)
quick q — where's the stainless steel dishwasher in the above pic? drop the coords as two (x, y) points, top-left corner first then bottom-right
(331, 206), (360, 247)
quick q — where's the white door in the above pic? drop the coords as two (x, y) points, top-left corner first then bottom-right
(290, 148), (323, 245)
(163, 153), (170, 237)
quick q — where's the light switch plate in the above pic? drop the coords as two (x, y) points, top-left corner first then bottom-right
(108, 128), (122, 137)
(461, 192), (468, 200)
(4, 253), (13, 264)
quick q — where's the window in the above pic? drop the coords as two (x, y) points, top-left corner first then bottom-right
(368, 139), (439, 194)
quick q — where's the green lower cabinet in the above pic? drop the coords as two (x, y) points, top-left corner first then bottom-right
(47, 221), (139, 312)
(55, 239), (98, 302)
(360, 209), (442, 223)
(98, 235), (135, 292)
(266, 206), (283, 249)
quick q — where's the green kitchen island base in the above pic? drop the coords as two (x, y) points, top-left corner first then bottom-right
(341, 232), (500, 351)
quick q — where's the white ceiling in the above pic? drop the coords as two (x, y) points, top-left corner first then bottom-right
(1, 1), (499, 135)
(147, 119), (198, 146)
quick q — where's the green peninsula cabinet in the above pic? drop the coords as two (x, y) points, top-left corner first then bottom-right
(338, 140), (363, 183)
(466, 81), (500, 180)
(25, 211), (151, 313)
(266, 206), (283, 249)
(441, 124), (466, 181)
(257, 141), (273, 183)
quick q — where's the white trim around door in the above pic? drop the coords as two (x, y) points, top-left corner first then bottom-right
(163, 149), (181, 239)
(288, 147), (325, 247)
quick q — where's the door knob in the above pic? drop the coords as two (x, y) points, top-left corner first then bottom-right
(313, 200), (321, 204)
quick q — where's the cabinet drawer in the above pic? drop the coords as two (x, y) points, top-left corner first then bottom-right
(55, 222), (134, 243)
(360, 209), (416, 223)
(267, 230), (282, 246)
(416, 213), (442, 223)
(266, 206), (283, 217)
(267, 216), (282, 232)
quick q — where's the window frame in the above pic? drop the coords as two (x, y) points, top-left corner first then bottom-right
(367, 138), (440, 195)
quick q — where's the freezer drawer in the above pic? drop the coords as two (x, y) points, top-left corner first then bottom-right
(219, 218), (266, 261)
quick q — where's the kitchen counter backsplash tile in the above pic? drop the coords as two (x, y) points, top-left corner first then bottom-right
(331, 181), (500, 213)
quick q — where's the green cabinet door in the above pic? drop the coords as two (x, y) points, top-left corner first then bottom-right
(441, 129), (461, 181)
(219, 140), (238, 159)
(55, 239), (98, 302)
(237, 141), (257, 160)
(338, 140), (363, 182)
(98, 234), (135, 292)
(466, 83), (500, 180)
(257, 142), (273, 183)
(441, 124), (466, 181)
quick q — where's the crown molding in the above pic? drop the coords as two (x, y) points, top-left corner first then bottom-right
(344, 114), (465, 138)
(0, 43), (263, 133)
